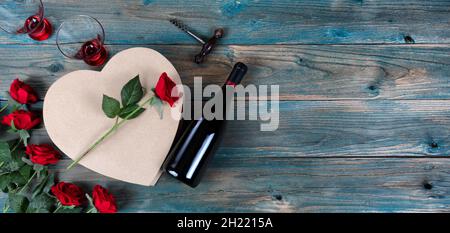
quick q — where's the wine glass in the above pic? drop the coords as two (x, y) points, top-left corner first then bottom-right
(56, 15), (108, 66)
(0, 0), (52, 41)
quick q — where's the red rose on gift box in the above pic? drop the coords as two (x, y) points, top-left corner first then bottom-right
(9, 79), (39, 104)
(26, 144), (61, 165)
(1, 110), (41, 130)
(154, 72), (180, 107)
(51, 182), (85, 206)
(92, 185), (117, 213)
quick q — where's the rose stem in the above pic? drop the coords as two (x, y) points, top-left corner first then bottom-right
(66, 96), (155, 170)
(54, 203), (63, 213)
(10, 138), (23, 152)
(3, 204), (9, 213)
(18, 171), (37, 194)
(0, 103), (8, 113)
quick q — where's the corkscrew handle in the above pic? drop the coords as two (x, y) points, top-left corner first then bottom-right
(194, 28), (224, 64)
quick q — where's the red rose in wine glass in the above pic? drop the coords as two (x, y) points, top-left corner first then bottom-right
(0, 0), (52, 41)
(56, 15), (108, 66)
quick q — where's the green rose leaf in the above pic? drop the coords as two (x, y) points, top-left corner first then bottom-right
(32, 173), (54, 199)
(6, 160), (21, 172)
(32, 172), (48, 198)
(120, 75), (144, 107)
(26, 193), (55, 213)
(118, 104), (145, 120)
(8, 192), (29, 213)
(8, 147), (26, 172)
(0, 173), (11, 192)
(0, 142), (11, 164)
(8, 171), (27, 187)
(102, 95), (121, 118)
(18, 165), (33, 180)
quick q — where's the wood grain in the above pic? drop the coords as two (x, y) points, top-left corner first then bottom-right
(1, 0), (450, 213)
(12, 99), (450, 159)
(1, 44), (450, 100)
(2, 157), (450, 212)
(1, 0), (450, 45)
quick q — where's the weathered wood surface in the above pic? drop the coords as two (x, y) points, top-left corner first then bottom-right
(1, 44), (450, 100)
(2, 100), (450, 211)
(1, 0), (450, 212)
(18, 100), (450, 158)
(3, 157), (450, 212)
(1, 0), (450, 45)
(52, 157), (450, 212)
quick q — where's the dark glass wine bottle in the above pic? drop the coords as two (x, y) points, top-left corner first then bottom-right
(164, 62), (248, 187)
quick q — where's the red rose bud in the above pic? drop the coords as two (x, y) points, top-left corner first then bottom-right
(92, 185), (118, 213)
(51, 182), (85, 206)
(26, 144), (61, 165)
(1, 110), (41, 130)
(9, 79), (39, 104)
(154, 72), (180, 107)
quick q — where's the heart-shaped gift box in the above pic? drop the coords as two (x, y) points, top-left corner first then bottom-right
(43, 48), (183, 186)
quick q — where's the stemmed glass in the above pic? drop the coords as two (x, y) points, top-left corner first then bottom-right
(0, 0), (53, 41)
(56, 15), (108, 66)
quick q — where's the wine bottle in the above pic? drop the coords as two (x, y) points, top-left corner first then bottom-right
(164, 62), (248, 187)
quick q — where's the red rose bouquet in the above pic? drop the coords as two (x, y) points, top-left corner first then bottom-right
(1, 79), (118, 213)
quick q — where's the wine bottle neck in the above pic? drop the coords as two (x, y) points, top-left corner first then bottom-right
(225, 80), (238, 87)
(224, 62), (248, 86)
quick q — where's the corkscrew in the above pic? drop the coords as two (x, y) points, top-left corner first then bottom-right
(169, 18), (224, 64)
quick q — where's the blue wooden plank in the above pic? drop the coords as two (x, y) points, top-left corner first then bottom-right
(0, 0), (449, 214)
(2, 157), (450, 212)
(2, 99), (449, 212)
(0, 0), (449, 44)
(0, 44), (450, 100)
(18, 99), (450, 158)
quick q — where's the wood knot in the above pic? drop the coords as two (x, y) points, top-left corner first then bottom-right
(294, 56), (305, 66)
(423, 181), (433, 190)
(427, 141), (439, 153)
(404, 35), (415, 44)
(366, 85), (380, 96)
(430, 142), (439, 149)
(47, 63), (64, 73)
(273, 194), (283, 201)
